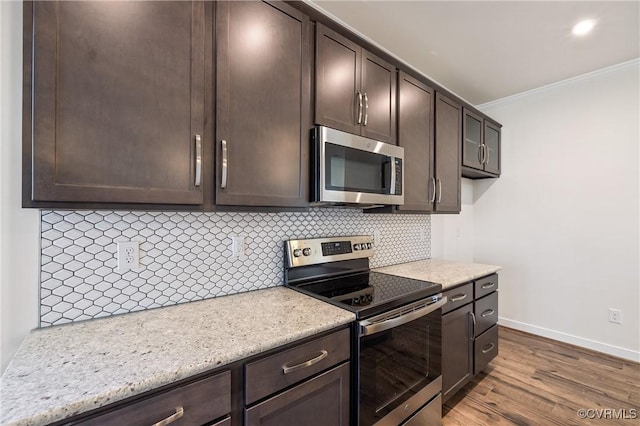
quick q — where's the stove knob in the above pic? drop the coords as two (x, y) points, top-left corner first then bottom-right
(353, 244), (360, 251)
(293, 249), (302, 257)
(366, 243), (372, 249)
(302, 248), (312, 256)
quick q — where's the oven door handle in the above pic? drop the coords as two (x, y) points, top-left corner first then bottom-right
(359, 296), (447, 337)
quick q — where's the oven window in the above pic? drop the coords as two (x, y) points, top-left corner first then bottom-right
(325, 143), (390, 194)
(359, 311), (441, 425)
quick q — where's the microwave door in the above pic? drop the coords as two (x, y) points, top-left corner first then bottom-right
(381, 157), (399, 195)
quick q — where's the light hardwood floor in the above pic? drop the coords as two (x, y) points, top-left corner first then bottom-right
(443, 326), (640, 425)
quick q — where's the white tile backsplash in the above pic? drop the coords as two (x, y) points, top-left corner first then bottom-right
(40, 209), (430, 326)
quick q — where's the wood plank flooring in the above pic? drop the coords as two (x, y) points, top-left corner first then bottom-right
(443, 326), (640, 425)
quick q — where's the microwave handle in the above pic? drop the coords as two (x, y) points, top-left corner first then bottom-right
(389, 157), (396, 195)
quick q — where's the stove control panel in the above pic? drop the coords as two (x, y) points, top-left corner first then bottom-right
(286, 235), (374, 268)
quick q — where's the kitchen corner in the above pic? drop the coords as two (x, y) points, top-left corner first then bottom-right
(374, 259), (501, 290)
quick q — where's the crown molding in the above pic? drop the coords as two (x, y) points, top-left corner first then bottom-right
(479, 58), (640, 110)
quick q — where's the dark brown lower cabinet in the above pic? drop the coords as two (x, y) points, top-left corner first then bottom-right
(475, 325), (498, 373)
(245, 363), (350, 426)
(442, 303), (473, 400)
(442, 274), (499, 402)
(74, 370), (231, 426)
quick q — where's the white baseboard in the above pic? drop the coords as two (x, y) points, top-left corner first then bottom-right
(498, 317), (640, 363)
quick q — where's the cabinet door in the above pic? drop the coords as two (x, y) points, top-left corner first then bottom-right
(442, 304), (473, 401)
(434, 93), (461, 213)
(396, 72), (434, 212)
(484, 121), (501, 175)
(315, 23), (362, 136)
(361, 50), (396, 144)
(245, 363), (350, 426)
(29, 1), (205, 205)
(215, 1), (311, 207)
(462, 108), (483, 171)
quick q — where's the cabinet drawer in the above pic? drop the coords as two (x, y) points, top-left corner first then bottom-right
(443, 283), (473, 314)
(245, 362), (350, 426)
(474, 274), (498, 299)
(474, 325), (498, 373)
(245, 328), (350, 405)
(474, 291), (498, 336)
(78, 370), (230, 426)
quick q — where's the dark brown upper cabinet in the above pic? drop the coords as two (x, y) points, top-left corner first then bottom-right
(215, 1), (311, 208)
(367, 77), (460, 215)
(24, 1), (206, 206)
(462, 108), (501, 178)
(434, 93), (462, 213)
(395, 72), (434, 213)
(483, 120), (501, 175)
(315, 23), (396, 144)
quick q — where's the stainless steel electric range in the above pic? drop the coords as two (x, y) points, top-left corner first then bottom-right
(285, 236), (446, 426)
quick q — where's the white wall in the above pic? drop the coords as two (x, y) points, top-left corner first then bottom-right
(431, 178), (475, 262)
(0, 1), (40, 374)
(475, 60), (640, 361)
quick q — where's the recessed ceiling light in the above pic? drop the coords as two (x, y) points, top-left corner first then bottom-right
(572, 19), (596, 36)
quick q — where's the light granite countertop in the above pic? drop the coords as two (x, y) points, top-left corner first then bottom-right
(374, 258), (501, 290)
(0, 287), (355, 426)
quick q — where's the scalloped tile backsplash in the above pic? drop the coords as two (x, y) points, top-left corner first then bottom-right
(40, 209), (430, 327)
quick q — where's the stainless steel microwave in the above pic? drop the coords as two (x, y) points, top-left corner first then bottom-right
(311, 126), (404, 207)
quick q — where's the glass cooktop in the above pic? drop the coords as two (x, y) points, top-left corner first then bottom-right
(290, 271), (442, 319)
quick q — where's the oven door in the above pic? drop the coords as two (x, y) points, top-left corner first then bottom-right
(357, 295), (445, 426)
(313, 126), (404, 206)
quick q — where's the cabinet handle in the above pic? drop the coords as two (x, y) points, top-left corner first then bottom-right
(429, 177), (436, 203)
(450, 294), (467, 302)
(482, 144), (488, 164)
(363, 92), (369, 126)
(356, 92), (363, 124)
(282, 350), (328, 374)
(481, 343), (495, 354)
(194, 135), (202, 187)
(152, 406), (184, 426)
(481, 309), (495, 318)
(221, 139), (228, 189)
(481, 282), (496, 290)
(436, 178), (442, 203)
(477, 144), (483, 164)
(470, 312), (476, 339)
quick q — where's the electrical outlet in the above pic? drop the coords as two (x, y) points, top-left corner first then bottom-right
(117, 241), (140, 273)
(231, 236), (245, 258)
(608, 308), (623, 324)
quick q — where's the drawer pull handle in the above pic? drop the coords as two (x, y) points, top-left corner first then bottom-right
(282, 350), (328, 374)
(481, 309), (495, 318)
(481, 343), (495, 354)
(450, 294), (468, 302)
(481, 282), (496, 290)
(152, 406), (184, 426)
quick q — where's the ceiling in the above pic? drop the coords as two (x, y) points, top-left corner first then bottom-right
(309, 1), (640, 105)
